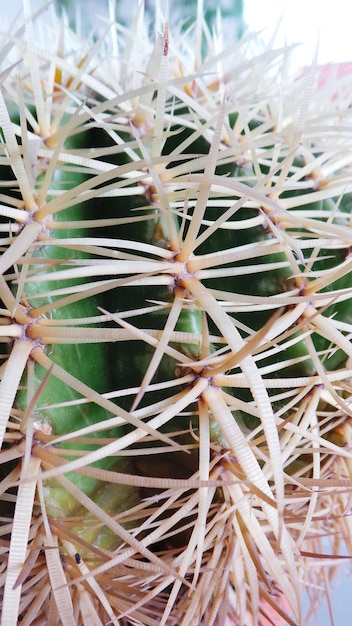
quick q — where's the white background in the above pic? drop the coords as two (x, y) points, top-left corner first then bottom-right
(244, 0), (351, 67)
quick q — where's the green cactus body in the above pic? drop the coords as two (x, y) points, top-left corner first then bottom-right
(2, 100), (138, 527)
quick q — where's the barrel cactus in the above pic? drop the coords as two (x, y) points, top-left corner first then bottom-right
(1, 2), (352, 625)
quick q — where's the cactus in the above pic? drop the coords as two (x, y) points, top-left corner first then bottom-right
(0, 2), (352, 625)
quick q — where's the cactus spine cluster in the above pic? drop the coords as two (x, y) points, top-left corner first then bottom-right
(0, 2), (352, 625)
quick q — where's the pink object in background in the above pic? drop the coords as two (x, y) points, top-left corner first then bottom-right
(317, 61), (352, 98)
(221, 592), (294, 625)
(246, 594), (293, 626)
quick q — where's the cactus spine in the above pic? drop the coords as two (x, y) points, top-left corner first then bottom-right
(0, 2), (352, 625)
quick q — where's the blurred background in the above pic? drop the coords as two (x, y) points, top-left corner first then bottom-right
(7, 0), (348, 70)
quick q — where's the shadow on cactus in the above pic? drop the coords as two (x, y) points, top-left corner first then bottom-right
(0, 2), (352, 625)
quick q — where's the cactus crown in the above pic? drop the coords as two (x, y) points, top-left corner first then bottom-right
(1, 2), (352, 625)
